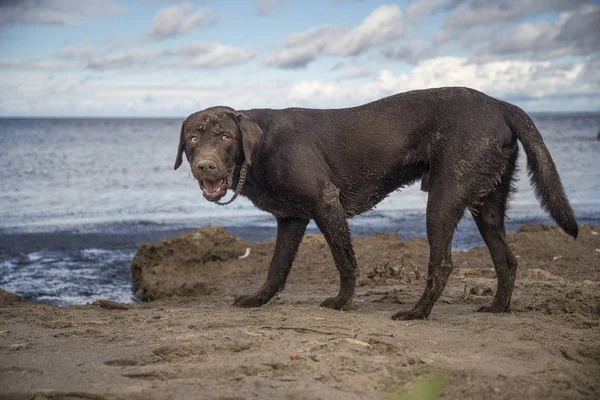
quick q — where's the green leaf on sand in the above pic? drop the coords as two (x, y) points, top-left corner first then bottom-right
(390, 374), (448, 400)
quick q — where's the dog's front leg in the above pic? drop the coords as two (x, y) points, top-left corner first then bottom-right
(233, 217), (308, 307)
(313, 183), (358, 310)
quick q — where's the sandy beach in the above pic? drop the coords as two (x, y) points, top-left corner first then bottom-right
(1, 224), (599, 399)
(2, 1), (599, 398)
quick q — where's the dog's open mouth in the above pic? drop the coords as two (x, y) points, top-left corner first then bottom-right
(200, 177), (230, 201)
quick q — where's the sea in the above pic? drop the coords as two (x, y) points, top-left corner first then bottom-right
(1, 114), (599, 305)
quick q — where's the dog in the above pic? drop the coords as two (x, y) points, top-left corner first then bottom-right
(174, 87), (577, 320)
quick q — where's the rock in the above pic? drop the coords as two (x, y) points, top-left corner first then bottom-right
(0, 288), (22, 306)
(131, 226), (252, 301)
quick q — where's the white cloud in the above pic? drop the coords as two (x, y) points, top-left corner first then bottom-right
(86, 49), (159, 70)
(435, 0), (592, 44)
(265, 4), (403, 68)
(326, 4), (404, 56)
(449, 0), (589, 27)
(405, 0), (461, 21)
(0, 78), (295, 117)
(0, 0), (125, 28)
(474, 6), (600, 60)
(286, 57), (596, 109)
(1, 0), (598, 116)
(1, 55), (597, 117)
(60, 44), (95, 59)
(145, 2), (214, 41)
(164, 43), (256, 68)
(289, 80), (338, 101)
(383, 57), (592, 101)
(0, 60), (71, 70)
(58, 42), (255, 70)
(336, 67), (374, 81)
(256, 0), (289, 16)
(382, 39), (438, 63)
(264, 25), (346, 68)
(400, 1), (600, 65)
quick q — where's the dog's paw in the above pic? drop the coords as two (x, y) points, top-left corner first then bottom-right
(477, 305), (509, 313)
(319, 296), (348, 310)
(391, 309), (429, 321)
(233, 294), (266, 308)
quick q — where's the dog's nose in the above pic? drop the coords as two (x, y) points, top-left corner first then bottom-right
(196, 160), (217, 172)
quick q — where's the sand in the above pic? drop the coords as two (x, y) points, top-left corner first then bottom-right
(1, 224), (599, 399)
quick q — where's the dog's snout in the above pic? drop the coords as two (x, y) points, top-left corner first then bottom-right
(196, 159), (217, 172)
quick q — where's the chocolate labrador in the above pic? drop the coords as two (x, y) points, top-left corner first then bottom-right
(174, 87), (577, 320)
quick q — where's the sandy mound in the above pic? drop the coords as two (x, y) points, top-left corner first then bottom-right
(0, 288), (21, 306)
(131, 226), (253, 301)
(131, 224), (599, 301)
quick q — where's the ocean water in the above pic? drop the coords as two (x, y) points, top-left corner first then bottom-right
(1, 114), (599, 305)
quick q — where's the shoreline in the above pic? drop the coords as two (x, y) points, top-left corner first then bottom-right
(2, 216), (600, 307)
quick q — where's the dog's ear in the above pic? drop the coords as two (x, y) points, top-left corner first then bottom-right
(235, 113), (263, 166)
(174, 122), (185, 170)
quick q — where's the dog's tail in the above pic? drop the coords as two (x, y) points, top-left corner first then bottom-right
(499, 101), (578, 239)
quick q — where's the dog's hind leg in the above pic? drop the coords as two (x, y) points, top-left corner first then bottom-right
(390, 133), (512, 320)
(392, 185), (465, 320)
(313, 182), (358, 310)
(233, 217), (309, 307)
(472, 151), (518, 313)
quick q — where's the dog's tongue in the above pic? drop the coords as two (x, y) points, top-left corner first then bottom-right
(203, 180), (220, 193)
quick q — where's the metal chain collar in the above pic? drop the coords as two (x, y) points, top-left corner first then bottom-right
(215, 161), (248, 206)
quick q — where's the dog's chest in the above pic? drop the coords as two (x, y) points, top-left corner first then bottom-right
(244, 187), (310, 220)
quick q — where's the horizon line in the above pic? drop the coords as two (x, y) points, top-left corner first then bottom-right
(1, 110), (600, 119)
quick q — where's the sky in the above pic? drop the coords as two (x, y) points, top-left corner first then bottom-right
(0, 0), (599, 117)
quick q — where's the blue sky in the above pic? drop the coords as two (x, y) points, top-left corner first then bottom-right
(0, 0), (599, 117)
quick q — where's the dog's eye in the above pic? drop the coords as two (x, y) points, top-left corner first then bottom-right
(189, 136), (198, 144)
(221, 134), (231, 141)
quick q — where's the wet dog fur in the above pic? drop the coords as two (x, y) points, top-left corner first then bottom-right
(174, 87), (578, 320)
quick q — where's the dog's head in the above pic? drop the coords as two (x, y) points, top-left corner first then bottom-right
(174, 106), (263, 202)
